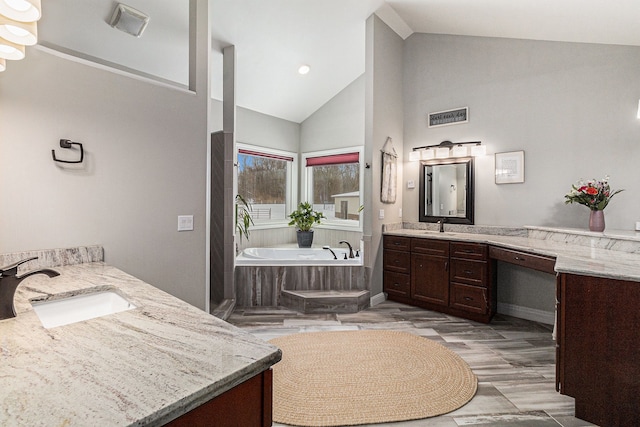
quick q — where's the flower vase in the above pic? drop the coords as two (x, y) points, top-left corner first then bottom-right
(296, 230), (314, 248)
(589, 210), (605, 232)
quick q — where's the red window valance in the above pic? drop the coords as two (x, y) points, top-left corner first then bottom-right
(306, 152), (359, 167)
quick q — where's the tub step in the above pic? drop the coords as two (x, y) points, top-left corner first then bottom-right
(281, 290), (370, 314)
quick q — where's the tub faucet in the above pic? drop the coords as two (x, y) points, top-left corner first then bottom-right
(322, 246), (338, 260)
(338, 240), (355, 258)
(0, 257), (59, 320)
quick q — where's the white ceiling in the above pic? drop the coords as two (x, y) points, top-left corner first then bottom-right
(37, 0), (640, 123)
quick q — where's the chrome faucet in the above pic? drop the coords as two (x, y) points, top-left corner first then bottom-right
(0, 257), (59, 320)
(437, 218), (446, 233)
(338, 240), (355, 258)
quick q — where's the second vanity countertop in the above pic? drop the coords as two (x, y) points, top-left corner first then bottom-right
(384, 227), (640, 283)
(0, 262), (281, 426)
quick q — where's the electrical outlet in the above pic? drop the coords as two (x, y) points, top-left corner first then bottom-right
(379, 209), (385, 219)
(178, 215), (194, 231)
(399, 208), (403, 218)
(407, 180), (415, 189)
(635, 221), (640, 231)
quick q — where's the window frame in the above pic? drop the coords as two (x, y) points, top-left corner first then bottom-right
(301, 146), (364, 232)
(236, 142), (298, 229)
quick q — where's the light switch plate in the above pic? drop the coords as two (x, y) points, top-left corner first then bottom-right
(407, 180), (415, 189)
(379, 209), (385, 219)
(178, 215), (194, 231)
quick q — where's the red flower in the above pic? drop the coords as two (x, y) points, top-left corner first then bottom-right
(586, 187), (598, 195)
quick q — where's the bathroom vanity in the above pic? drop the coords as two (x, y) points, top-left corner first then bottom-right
(383, 226), (640, 426)
(0, 248), (281, 426)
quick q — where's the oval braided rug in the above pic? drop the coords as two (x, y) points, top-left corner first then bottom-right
(268, 330), (477, 426)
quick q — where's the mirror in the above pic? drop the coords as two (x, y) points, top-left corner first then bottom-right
(419, 157), (474, 224)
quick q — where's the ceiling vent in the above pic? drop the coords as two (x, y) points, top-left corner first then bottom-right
(109, 3), (149, 37)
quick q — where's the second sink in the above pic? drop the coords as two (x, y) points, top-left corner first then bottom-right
(31, 289), (136, 328)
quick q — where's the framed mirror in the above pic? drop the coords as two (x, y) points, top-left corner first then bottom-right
(419, 157), (474, 224)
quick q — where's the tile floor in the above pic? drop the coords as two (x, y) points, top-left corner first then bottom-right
(228, 300), (598, 427)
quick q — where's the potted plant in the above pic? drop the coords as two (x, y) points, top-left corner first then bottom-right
(235, 194), (254, 244)
(288, 202), (324, 248)
(564, 176), (623, 232)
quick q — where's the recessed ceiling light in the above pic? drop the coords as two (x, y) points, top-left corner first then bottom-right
(298, 64), (310, 75)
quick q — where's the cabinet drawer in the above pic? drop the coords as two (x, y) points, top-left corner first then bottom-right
(384, 249), (410, 274)
(489, 246), (556, 274)
(411, 238), (449, 257)
(384, 235), (411, 251)
(450, 283), (488, 314)
(384, 271), (410, 297)
(450, 259), (487, 287)
(451, 242), (488, 261)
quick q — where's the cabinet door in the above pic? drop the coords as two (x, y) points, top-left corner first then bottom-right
(411, 253), (449, 306)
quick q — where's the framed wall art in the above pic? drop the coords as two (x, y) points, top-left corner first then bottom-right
(495, 151), (525, 184)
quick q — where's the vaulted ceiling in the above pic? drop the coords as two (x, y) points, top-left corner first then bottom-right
(37, 0), (640, 123)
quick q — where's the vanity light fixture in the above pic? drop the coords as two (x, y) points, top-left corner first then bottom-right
(421, 148), (435, 160)
(451, 144), (468, 157)
(0, 0), (40, 72)
(298, 64), (310, 75)
(0, 15), (37, 45)
(410, 140), (485, 161)
(408, 151), (421, 162)
(0, 0), (41, 23)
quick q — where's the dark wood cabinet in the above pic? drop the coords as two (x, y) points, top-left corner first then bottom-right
(556, 273), (640, 426)
(384, 236), (495, 323)
(165, 369), (273, 427)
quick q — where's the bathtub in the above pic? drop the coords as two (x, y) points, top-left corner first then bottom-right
(235, 246), (366, 307)
(236, 247), (363, 266)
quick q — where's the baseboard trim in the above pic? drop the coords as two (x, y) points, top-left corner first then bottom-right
(370, 292), (386, 307)
(497, 302), (554, 325)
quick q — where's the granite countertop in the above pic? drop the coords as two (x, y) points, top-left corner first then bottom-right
(0, 262), (281, 426)
(384, 227), (640, 283)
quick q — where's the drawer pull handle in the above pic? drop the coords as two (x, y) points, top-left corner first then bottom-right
(464, 270), (473, 274)
(463, 249), (474, 253)
(514, 256), (525, 261)
(464, 296), (473, 301)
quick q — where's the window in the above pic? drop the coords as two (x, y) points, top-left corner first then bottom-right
(236, 144), (297, 225)
(302, 148), (363, 229)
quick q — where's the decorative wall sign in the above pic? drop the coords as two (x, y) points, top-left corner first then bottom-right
(495, 151), (525, 184)
(428, 107), (468, 128)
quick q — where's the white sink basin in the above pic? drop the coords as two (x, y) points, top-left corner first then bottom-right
(31, 290), (136, 328)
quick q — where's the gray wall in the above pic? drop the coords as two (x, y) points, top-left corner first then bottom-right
(0, 48), (209, 309)
(365, 15), (405, 299)
(402, 34), (640, 230)
(237, 106), (300, 152)
(300, 74), (365, 153)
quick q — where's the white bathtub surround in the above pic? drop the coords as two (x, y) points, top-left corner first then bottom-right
(0, 257), (280, 425)
(237, 246), (363, 266)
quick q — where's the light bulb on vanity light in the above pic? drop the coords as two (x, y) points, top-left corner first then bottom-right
(0, 0), (41, 23)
